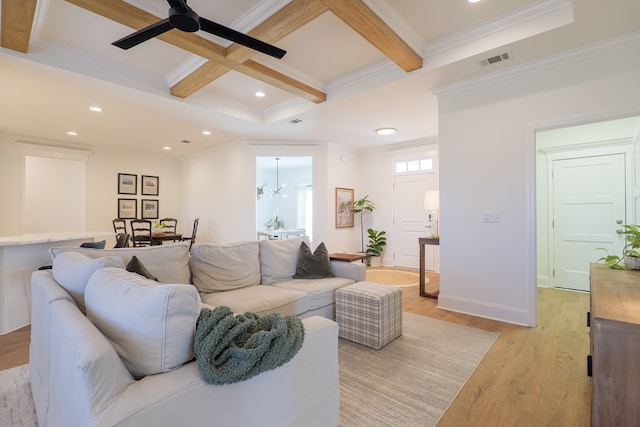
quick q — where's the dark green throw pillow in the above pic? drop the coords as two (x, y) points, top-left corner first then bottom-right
(293, 242), (334, 279)
(126, 256), (159, 282)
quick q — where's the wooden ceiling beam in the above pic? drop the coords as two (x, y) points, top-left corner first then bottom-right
(64, 0), (325, 102)
(171, 0), (328, 100)
(1, 0), (38, 53)
(320, 0), (423, 72)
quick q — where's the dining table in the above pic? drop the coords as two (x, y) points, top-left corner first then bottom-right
(151, 232), (182, 246)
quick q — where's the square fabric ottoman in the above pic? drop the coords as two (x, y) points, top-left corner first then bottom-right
(336, 282), (402, 349)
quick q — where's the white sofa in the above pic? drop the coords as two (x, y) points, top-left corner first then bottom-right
(30, 238), (364, 427)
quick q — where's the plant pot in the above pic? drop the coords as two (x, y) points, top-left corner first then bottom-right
(369, 256), (381, 268)
(624, 255), (640, 270)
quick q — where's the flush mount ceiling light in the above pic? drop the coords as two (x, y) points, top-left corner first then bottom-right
(270, 157), (286, 198)
(67, 131), (78, 136)
(468, 0), (482, 3)
(255, 91), (265, 97)
(202, 130), (211, 135)
(89, 106), (102, 112)
(163, 146), (172, 150)
(376, 128), (397, 135)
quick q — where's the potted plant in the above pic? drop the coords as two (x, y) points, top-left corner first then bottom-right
(597, 223), (640, 270)
(366, 228), (387, 268)
(352, 195), (375, 253)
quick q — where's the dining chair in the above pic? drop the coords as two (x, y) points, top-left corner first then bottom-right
(38, 240), (106, 270)
(130, 219), (152, 247)
(113, 218), (127, 235)
(181, 218), (199, 250)
(159, 218), (178, 242)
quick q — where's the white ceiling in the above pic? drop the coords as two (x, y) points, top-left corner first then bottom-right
(1, 0), (639, 157)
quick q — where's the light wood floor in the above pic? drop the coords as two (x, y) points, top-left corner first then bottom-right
(0, 271), (591, 426)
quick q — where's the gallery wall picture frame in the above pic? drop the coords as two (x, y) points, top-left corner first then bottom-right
(118, 198), (137, 219)
(335, 187), (354, 228)
(141, 175), (159, 196)
(141, 199), (159, 219)
(118, 173), (137, 195)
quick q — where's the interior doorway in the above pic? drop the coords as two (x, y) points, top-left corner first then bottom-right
(535, 115), (640, 292)
(255, 156), (313, 242)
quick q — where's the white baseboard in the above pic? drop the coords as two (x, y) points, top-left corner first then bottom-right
(438, 294), (531, 326)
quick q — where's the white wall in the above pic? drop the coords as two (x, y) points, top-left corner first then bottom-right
(436, 33), (640, 326)
(0, 137), (184, 245)
(182, 141), (363, 251)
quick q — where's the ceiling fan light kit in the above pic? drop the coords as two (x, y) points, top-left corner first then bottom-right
(112, 0), (286, 59)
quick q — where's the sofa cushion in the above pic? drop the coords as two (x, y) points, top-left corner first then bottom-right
(85, 267), (201, 379)
(273, 277), (355, 311)
(52, 251), (125, 313)
(294, 242), (334, 279)
(259, 236), (310, 285)
(200, 285), (309, 317)
(190, 241), (261, 292)
(50, 243), (190, 284)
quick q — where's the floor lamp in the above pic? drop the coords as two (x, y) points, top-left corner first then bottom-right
(424, 190), (439, 238)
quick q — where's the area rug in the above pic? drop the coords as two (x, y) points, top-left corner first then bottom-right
(0, 364), (36, 427)
(366, 268), (420, 287)
(339, 312), (499, 427)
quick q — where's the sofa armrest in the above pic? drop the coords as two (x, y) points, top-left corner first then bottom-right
(330, 260), (366, 282)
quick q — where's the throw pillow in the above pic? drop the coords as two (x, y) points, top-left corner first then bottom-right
(52, 251), (125, 313)
(126, 255), (158, 281)
(259, 236), (310, 284)
(293, 242), (334, 279)
(85, 267), (201, 379)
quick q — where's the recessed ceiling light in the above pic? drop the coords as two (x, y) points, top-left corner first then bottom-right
(255, 91), (265, 97)
(468, 0), (481, 3)
(375, 128), (397, 135)
(202, 130), (211, 135)
(163, 146), (172, 150)
(89, 106), (102, 112)
(67, 131), (78, 136)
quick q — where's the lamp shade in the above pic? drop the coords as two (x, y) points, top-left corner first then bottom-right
(424, 190), (440, 210)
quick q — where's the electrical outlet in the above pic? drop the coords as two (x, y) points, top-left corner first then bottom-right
(483, 211), (501, 223)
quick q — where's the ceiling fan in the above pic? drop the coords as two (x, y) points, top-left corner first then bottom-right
(112, 0), (286, 59)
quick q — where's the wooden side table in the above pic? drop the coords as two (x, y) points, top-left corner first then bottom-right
(329, 253), (365, 263)
(419, 237), (439, 298)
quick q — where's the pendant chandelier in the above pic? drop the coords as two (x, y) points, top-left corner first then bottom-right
(270, 157), (286, 198)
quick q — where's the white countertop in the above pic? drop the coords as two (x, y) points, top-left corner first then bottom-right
(0, 231), (113, 247)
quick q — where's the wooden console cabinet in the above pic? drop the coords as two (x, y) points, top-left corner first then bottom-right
(589, 263), (640, 426)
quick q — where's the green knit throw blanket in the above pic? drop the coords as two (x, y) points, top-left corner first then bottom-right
(194, 306), (305, 385)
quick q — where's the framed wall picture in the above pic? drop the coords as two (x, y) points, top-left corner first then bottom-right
(141, 175), (159, 196)
(335, 187), (354, 228)
(118, 173), (137, 195)
(118, 198), (137, 219)
(141, 199), (159, 219)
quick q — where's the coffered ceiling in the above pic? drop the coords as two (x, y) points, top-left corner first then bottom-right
(1, 0), (639, 156)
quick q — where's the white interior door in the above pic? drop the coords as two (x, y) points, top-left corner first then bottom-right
(552, 154), (626, 291)
(393, 173), (434, 269)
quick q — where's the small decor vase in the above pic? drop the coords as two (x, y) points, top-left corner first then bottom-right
(624, 255), (640, 270)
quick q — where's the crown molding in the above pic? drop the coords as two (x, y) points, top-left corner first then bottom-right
(422, 0), (573, 70)
(432, 30), (640, 98)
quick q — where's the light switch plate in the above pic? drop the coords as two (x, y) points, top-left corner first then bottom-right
(483, 211), (501, 223)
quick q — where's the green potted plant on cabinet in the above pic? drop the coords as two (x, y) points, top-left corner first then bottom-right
(352, 195), (375, 253)
(597, 223), (640, 270)
(366, 228), (387, 268)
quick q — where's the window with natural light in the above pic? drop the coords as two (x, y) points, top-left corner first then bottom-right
(394, 158), (433, 174)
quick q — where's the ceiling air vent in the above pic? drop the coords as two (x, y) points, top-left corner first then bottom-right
(482, 52), (511, 66)
(289, 118), (303, 124)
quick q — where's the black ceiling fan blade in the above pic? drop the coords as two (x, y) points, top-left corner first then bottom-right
(112, 19), (174, 50)
(199, 17), (286, 59)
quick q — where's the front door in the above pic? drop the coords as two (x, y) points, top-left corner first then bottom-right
(552, 154), (626, 291)
(393, 173), (435, 269)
